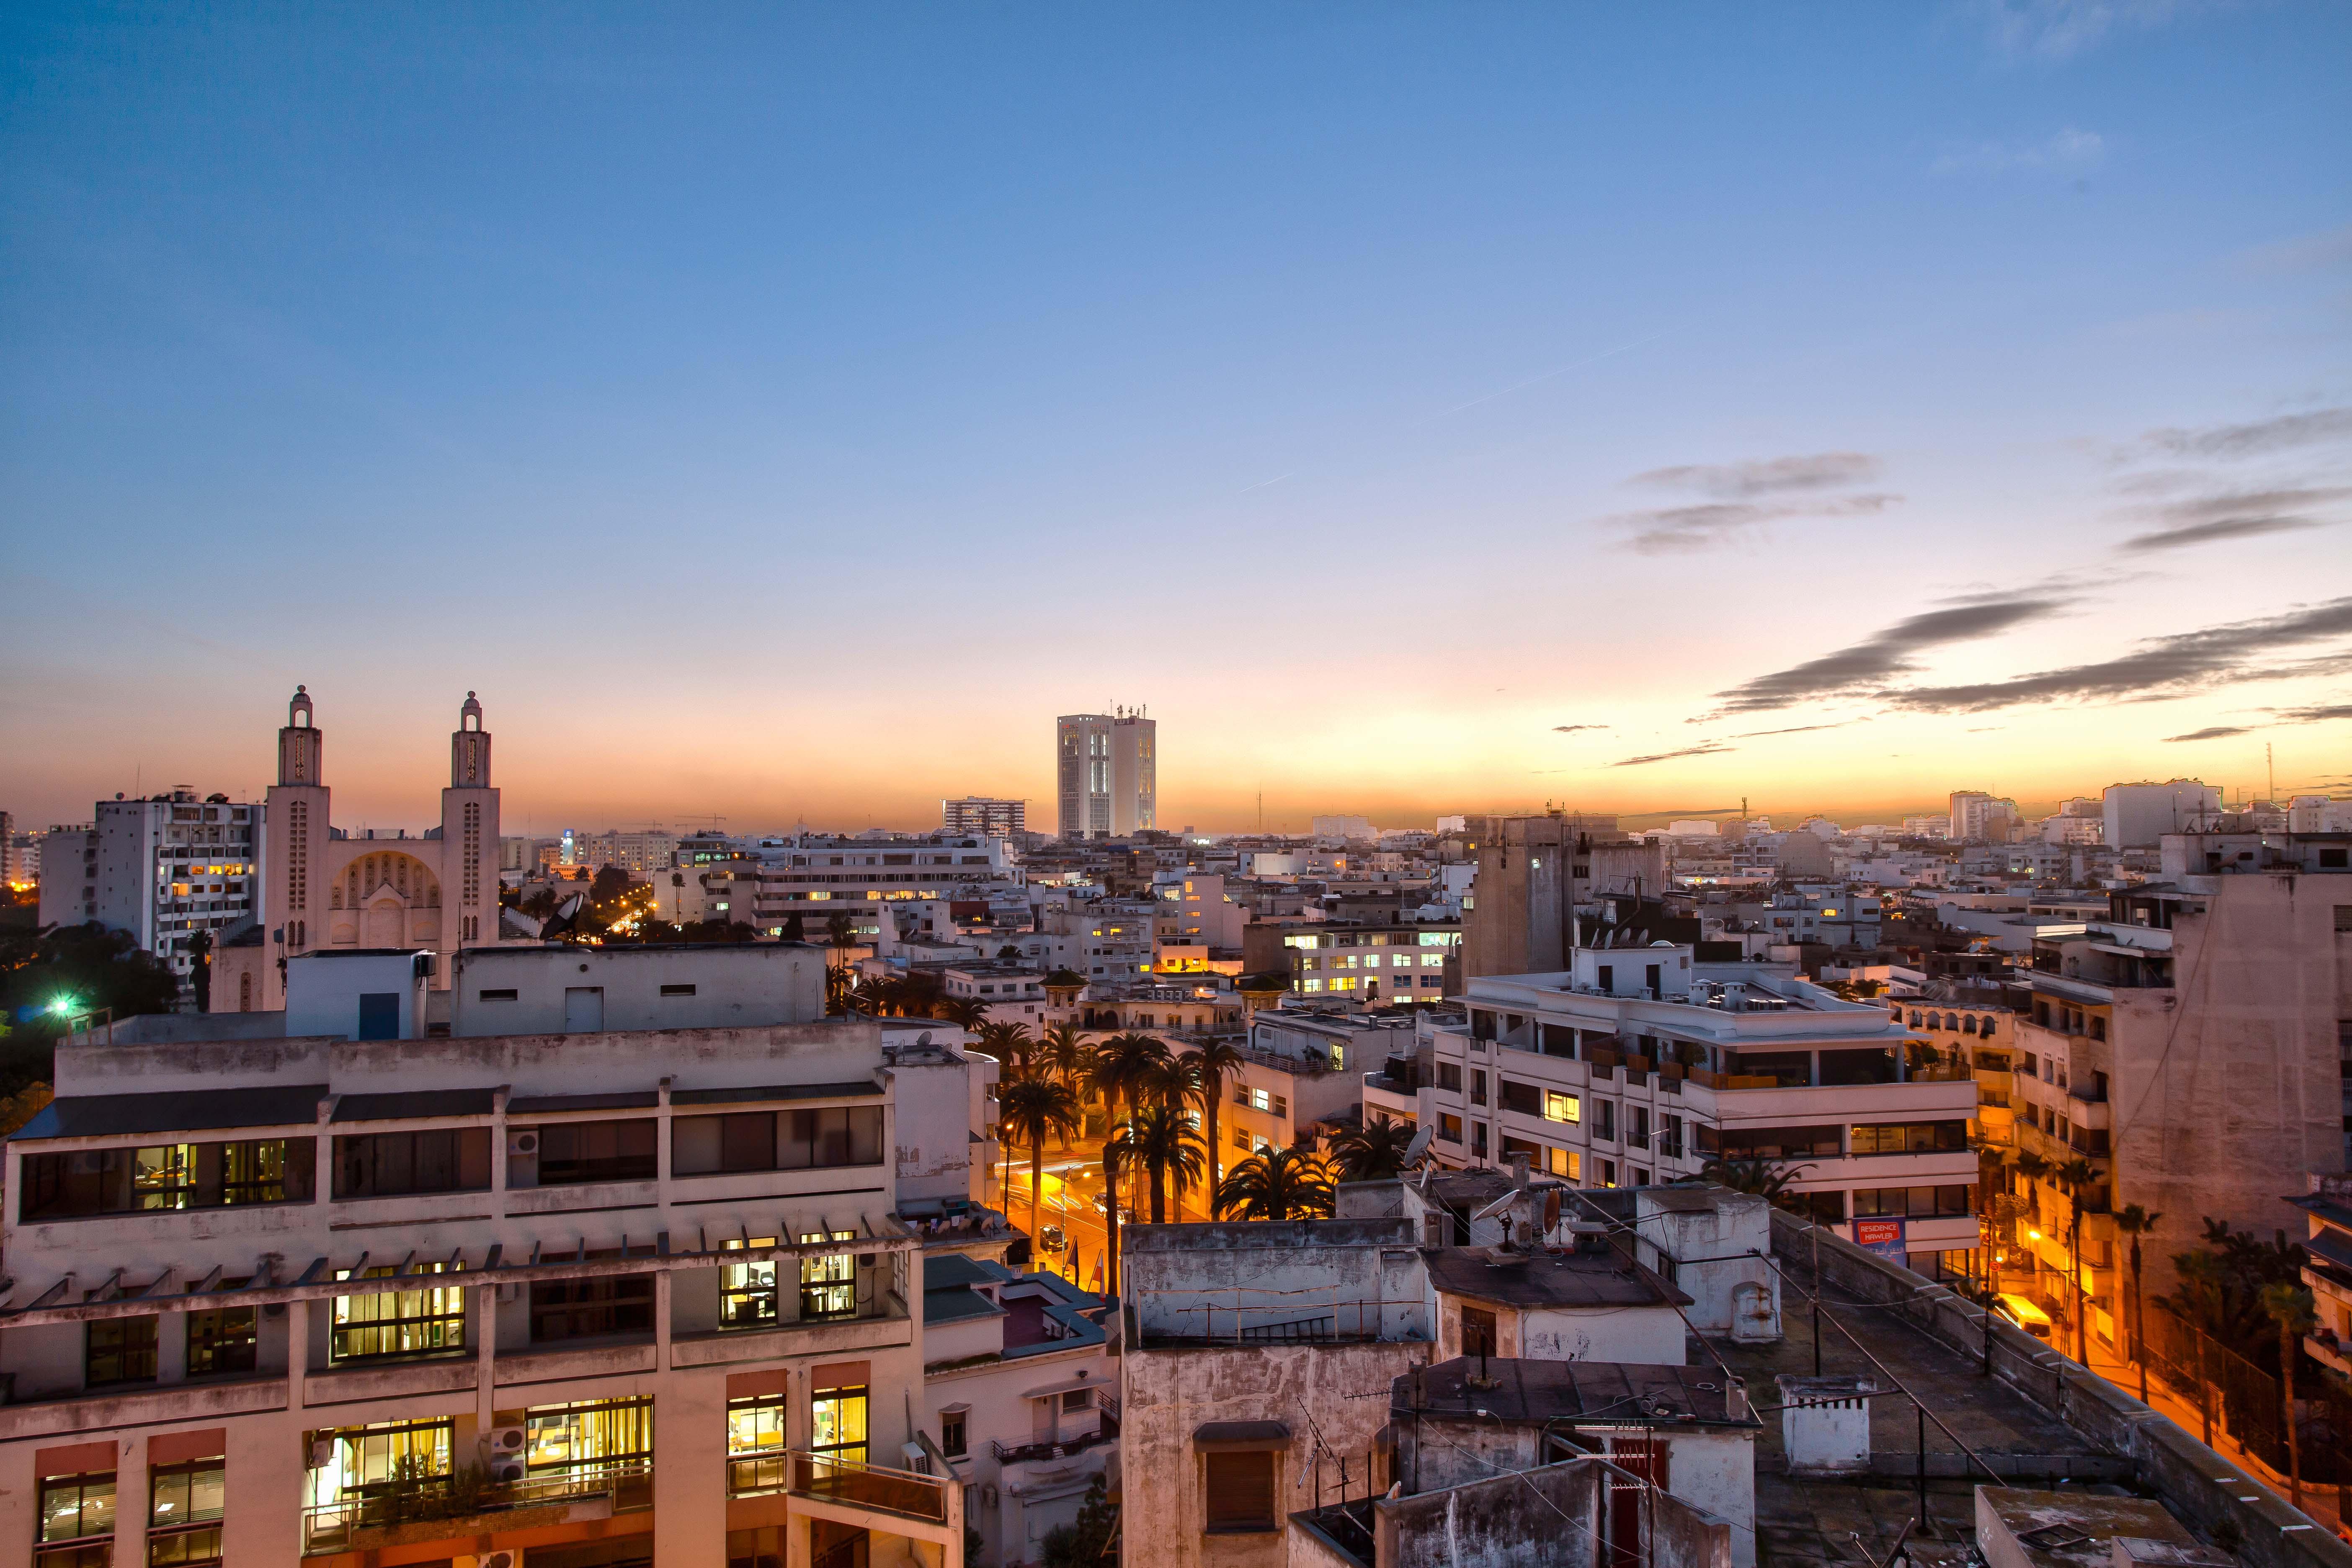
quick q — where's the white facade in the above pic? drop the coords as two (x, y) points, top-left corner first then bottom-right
(1054, 712), (1155, 839)
(2101, 778), (2220, 848)
(941, 797), (1026, 838)
(36, 792), (265, 986)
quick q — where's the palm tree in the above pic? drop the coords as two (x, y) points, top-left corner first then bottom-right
(1037, 1022), (1091, 1092)
(1330, 1114), (1419, 1183)
(2259, 1283), (2316, 1514)
(2113, 1203), (2164, 1403)
(1215, 1143), (1336, 1222)
(1697, 1157), (1811, 1208)
(823, 912), (857, 973)
(936, 996), (989, 1033)
(998, 1075), (1082, 1255)
(1088, 1033), (1174, 1250)
(1100, 1137), (1131, 1299)
(2157, 1254), (2229, 1447)
(1111, 1104), (1207, 1225)
(2053, 1156), (2102, 1364)
(973, 1019), (1036, 1075)
(1181, 1037), (1250, 1187)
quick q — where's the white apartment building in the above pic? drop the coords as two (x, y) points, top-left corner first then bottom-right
(36, 790), (266, 988)
(1031, 901), (1155, 981)
(2100, 779), (2220, 848)
(701, 836), (1021, 941)
(1053, 712), (1155, 839)
(1946, 791), (2017, 843)
(941, 798), (1026, 839)
(1281, 922), (1458, 1006)
(1155, 872), (1246, 951)
(578, 830), (681, 880)
(1409, 950), (1978, 1274)
(940, 965), (1050, 1026)
(0, 950), (1001, 1568)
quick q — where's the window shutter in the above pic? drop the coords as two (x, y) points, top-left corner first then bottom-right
(1207, 1451), (1275, 1528)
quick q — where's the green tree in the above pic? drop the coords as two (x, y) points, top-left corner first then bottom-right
(1039, 1473), (1117, 1568)
(0, 922), (181, 1094)
(1182, 1036), (1249, 1187)
(1696, 1157), (1812, 1209)
(1112, 1103), (1207, 1225)
(1330, 1113), (1419, 1183)
(2113, 1202), (2164, 1403)
(779, 912), (807, 944)
(1088, 1032), (1173, 1245)
(998, 1075), (1082, 1256)
(2052, 1156), (2103, 1365)
(185, 928), (214, 1012)
(1215, 1143), (1336, 1222)
(2260, 1283), (2316, 1514)
(973, 1019), (1036, 1075)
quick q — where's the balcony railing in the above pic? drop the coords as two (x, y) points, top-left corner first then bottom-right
(300, 1462), (652, 1554)
(787, 1451), (950, 1525)
(989, 1424), (1115, 1466)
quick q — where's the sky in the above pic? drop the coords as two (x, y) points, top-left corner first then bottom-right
(3, 2), (2348, 837)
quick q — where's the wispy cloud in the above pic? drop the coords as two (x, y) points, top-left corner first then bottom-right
(1968, 0), (2212, 62)
(1728, 720), (1865, 738)
(1707, 591), (2073, 714)
(1605, 450), (1900, 554)
(1551, 724), (1607, 734)
(2138, 407), (2352, 460)
(2278, 700), (2352, 723)
(1611, 743), (1733, 768)
(1631, 452), (1880, 498)
(2118, 486), (2348, 552)
(1932, 125), (2106, 174)
(1885, 595), (2352, 713)
(2163, 725), (2252, 742)
(1611, 493), (1901, 556)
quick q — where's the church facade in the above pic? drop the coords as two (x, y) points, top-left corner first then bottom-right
(220, 687), (510, 1011)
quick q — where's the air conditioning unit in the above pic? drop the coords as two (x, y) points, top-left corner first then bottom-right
(307, 1438), (337, 1469)
(462, 1553), (523, 1568)
(507, 1130), (540, 1157)
(263, 1301), (287, 1319)
(486, 1425), (527, 1457)
(490, 1457), (527, 1483)
(981, 1483), (999, 1509)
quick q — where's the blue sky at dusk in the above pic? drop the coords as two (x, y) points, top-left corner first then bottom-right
(4, 3), (2347, 833)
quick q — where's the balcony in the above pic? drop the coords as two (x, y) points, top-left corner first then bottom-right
(989, 1422), (1117, 1466)
(786, 1451), (951, 1527)
(300, 1460), (651, 1555)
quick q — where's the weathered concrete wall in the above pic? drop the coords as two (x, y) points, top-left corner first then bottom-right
(1370, 1455), (1730, 1568)
(1768, 1207), (2352, 1568)
(1122, 1339), (1431, 1568)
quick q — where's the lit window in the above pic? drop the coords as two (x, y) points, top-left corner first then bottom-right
(1542, 1092), (1580, 1124)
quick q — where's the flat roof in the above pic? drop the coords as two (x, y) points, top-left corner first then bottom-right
(1422, 1245), (1690, 1310)
(670, 1080), (881, 1107)
(13, 1085), (328, 1141)
(1399, 1355), (1756, 1427)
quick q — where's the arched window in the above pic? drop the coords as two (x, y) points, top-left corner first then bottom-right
(1907, 1010), (1922, 1027)
(1962, 1015), (1979, 1035)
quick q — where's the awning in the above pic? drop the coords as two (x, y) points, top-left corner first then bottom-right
(1193, 1421), (1290, 1452)
(14, 1085), (329, 1141)
(1023, 1372), (1105, 1400)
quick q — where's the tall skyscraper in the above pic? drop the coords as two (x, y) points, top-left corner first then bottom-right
(1055, 709), (1156, 838)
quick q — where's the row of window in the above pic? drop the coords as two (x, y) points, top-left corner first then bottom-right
(39, 1461), (222, 1565)
(1692, 1119), (1970, 1160)
(76, 1245), (877, 1386)
(21, 1106), (887, 1219)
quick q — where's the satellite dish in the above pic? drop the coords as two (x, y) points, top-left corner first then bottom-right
(1542, 1190), (1561, 1233)
(1403, 1126), (1434, 1167)
(1470, 1190), (1519, 1223)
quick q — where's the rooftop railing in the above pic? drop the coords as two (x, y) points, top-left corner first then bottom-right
(299, 1460), (652, 1554)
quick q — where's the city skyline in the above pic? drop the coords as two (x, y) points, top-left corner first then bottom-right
(5, 6), (2349, 831)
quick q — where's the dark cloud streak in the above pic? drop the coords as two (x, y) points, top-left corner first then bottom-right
(1707, 593), (2071, 715)
(1631, 452), (1880, 498)
(1609, 743), (1733, 768)
(2141, 407), (2352, 459)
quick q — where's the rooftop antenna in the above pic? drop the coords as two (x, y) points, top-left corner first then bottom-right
(2267, 743), (2274, 805)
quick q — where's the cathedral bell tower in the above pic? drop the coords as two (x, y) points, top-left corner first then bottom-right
(266, 685), (333, 962)
(440, 691), (501, 948)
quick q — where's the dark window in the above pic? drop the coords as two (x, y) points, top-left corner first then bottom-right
(1628, 1106), (1650, 1150)
(1793, 1189), (1846, 1223)
(333, 1129), (491, 1199)
(1436, 1063), (1462, 1093)
(1499, 1079), (1542, 1116)
(1540, 1025), (1577, 1059)
(1469, 1071), (1487, 1107)
(660, 984), (696, 997)
(532, 1119), (658, 1186)
(186, 1309), (257, 1377)
(1645, 964), (1661, 994)
(1695, 1123), (1843, 1160)
(1848, 1120), (1970, 1155)
(1501, 1135), (1542, 1165)
(671, 1104), (886, 1176)
(530, 1275), (656, 1342)
(1594, 1100), (1617, 1141)
(86, 1315), (158, 1387)
(1437, 1114), (1462, 1144)
(940, 1411), (967, 1458)
(1661, 1115), (1684, 1159)
(1204, 1451), (1277, 1532)
(21, 1138), (315, 1220)
(1818, 1048), (1897, 1086)
(478, 988), (518, 1001)
(1852, 1184), (1977, 1219)
(1460, 1304), (1498, 1357)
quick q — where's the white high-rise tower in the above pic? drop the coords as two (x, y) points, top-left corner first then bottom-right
(1055, 708), (1156, 839)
